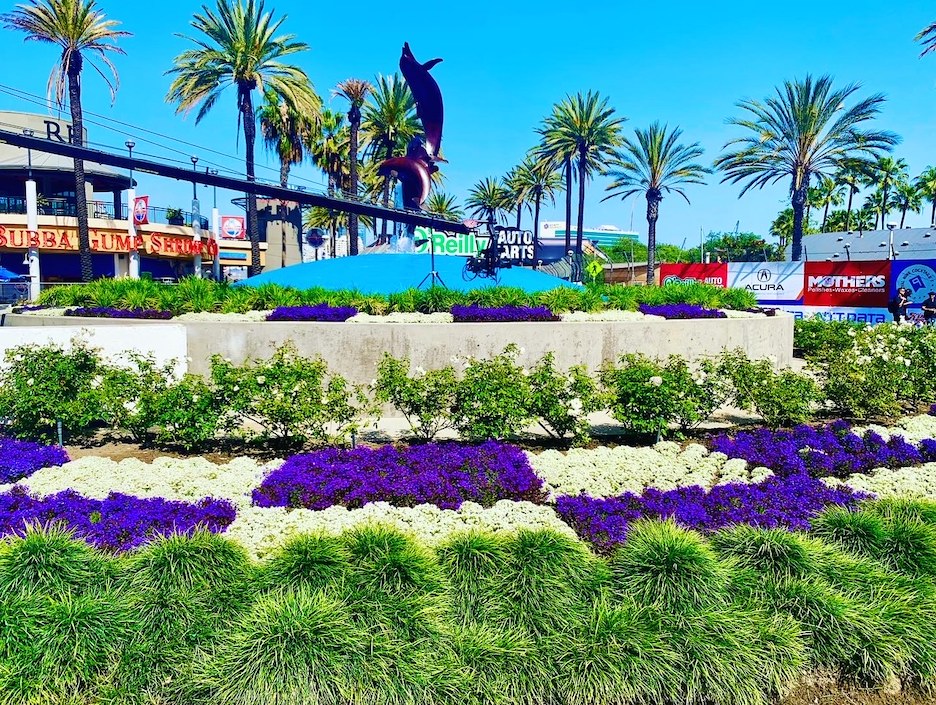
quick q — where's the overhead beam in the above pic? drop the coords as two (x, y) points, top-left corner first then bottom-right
(0, 128), (470, 234)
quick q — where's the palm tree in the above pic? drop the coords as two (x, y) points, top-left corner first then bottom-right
(362, 74), (419, 244)
(537, 91), (624, 259)
(872, 156), (908, 227)
(166, 0), (319, 277)
(304, 206), (373, 258)
(916, 166), (936, 227)
(257, 89), (314, 187)
(834, 160), (873, 231)
(3, 0), (129, 282)
(504, 166), (531, 229)
(308, 109), (349, 195)
(917, 21), (936, 55)
(465, 177), (509, 224)
(333, 78), (372, 255)
(511, 155), (562, 257)
(894, 180), (922, 228)
(813, 175), (844, 231)
(603, 123), (710, 282)
(424, 192), (464, 221)
(715, 75), (897, 261)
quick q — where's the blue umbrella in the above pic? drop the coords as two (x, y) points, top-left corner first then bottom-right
(0, 266), (26, 282)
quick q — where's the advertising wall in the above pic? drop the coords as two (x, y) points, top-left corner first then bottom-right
(658, 263), (727, 287)
(726, 262), (804, 303)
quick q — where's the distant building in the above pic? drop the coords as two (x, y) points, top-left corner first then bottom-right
(539, 221), (639, 250)
(790, 226), (936, 262)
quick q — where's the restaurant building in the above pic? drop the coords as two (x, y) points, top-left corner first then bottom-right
(0, 110), (265, 287)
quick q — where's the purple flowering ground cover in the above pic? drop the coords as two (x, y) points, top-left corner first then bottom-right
(253, 441), (546, 510)
(638, 303), (727, 319)
(0, 487), (236, 552)
(0, 437), (70, 483)
(450, 304), (560, 323)
(64, 306), (173, 319)
(710, 421), (935, 479)
(556, 474), (866, 553)
(266, 305), (358, 322)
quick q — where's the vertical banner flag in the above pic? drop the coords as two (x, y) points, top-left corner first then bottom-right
(132, 196), (149, 225)
(221, 215), (246, 240)
(726, 262), (805, 302)
(659, 263), (728, 287)
(803, 261), (890, 307)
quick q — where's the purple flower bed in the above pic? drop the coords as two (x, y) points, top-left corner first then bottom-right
(556, 474), (865, 553)
(266, 304), (359, 322)
(0, 437), (70, 483)
(14, 304), (47, 312)
(450, 304), (560, 323)
(710, 421), (934, 479)
(64, 306), (173, 320)
(638, 303), (727, 319)
(0, 486), (236, 552)
(253, 441), (546, 510)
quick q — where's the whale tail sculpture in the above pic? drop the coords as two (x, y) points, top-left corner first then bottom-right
(377, 43), (445, 213)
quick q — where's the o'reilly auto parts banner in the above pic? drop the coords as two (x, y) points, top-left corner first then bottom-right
(658, 263), (727, 287)
(802, 261), (890, 307)
(726, 262), (804, 302)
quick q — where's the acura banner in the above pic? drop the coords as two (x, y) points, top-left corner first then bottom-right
(726, 262), (804, 302)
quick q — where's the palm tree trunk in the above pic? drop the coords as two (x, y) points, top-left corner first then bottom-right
(931, 199), (935, 227)
(380, 138), (393, 245)
(791, 180), (807, 261)
(563, 157), (573, 251)
(241, 84), (261, 277)
(575, 146), (586, 261)
(532, 190), (542, 264)
(348, 107), (360, 255)
(646, 194), (659, 284)
(901, 206), (909, 229)
(68, 62), (92, 283)
(845, 188), (855, 231)
(516, 203), (521, 230)
(881, 183), (889, 228)
(822, 200), (831, 232)
(280, 162), (289, 188)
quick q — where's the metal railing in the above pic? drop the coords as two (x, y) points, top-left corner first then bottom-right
(0, 198), (208, 228)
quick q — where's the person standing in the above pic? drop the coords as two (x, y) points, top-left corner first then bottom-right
(922, 291), (936, 325)
(890, 287), (911, 323)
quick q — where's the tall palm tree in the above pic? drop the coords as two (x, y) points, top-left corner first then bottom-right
(334, 78), (372, 255)
(166, 0), (319, 276)
(916, 166), (936, 227)
(362, 74), (419, 244)
(537, 91), (624, 260)
(465, 177), (509, 224)
(511, 155), (562, 257)
(813, 175), (844, 231)
(894, 180), (922, 228)
(257, 89), (314, 187)
(603, 123), (710, 282)
(503, 166), (530, 229)
(308, 109), (349, 195)
(424, 192), (464, 221)
(872, 156), (908, 227)
(715, 75), (897, 261)
(833, 160), (873, 231)
(3, 0), (129, 282)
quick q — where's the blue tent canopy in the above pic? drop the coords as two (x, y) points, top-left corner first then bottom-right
(234, 254), (580, 295)
(0, 266), (26, 282)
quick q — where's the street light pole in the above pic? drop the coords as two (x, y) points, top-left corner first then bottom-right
(23, 128), (39, 298)
(887, 222), (897, 261)
(190, 156), (202, 277)
(209, 168), (220, 281)
(125, 140), (139, 279)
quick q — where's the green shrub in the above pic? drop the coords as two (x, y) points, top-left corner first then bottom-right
(255, 534), (352, 594)
(710, 525), (825, 581)
(718, 349), (819, 428)
(212, 343), (367, 446)
(811, 505), (887, 560)
(451, 344), (533, 441)
(95, 353), (175, 441)
(793, 317), (863, 359)
(0, 340), (104, 442)
(372, 354), (458, 440)
(527, 352), (603, 445)
(147, 372), (221, 450)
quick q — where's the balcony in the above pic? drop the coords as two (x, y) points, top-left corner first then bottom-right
(0, 196), (209, 229)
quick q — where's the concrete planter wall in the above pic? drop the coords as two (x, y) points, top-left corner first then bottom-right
(4, 313), (793, 384)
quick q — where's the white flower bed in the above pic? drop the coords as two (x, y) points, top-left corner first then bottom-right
(20, 455), (276, 509)
(527, 442), (772, 499)
(174, 310), (271, 322)
(226, 500), (575, 561)
(18, 307), (70, 317)
(823, 462), (936, 501)
(347, 311), (454, 324)
(720, 309), (765, 319)
(559, 310), (660, 322)
(852, 413), (936, 446)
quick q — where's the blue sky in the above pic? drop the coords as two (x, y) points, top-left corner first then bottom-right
(0, 0), (934, 247)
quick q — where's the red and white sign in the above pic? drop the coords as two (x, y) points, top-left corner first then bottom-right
(132, 196), (149, 225)
(220, 215), (246, 240)
(659, 263), (728, 287)
(803, 261), (890, 307)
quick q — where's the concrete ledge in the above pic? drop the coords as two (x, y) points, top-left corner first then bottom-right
(4, 313), (793, 383)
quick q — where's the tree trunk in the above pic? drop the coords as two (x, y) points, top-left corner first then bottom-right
(516, 203), (521, 230)
(348, 105), (360, 255)
(791, 179), (807, 261)
(845, 187), (855, 231)
(881, 182), (890, 228)
(279, 161), (289, 188)
(563, 157), (573, 251)
(380, 137), (393, 245)
(901, 206), (908, 229)
(241, 84), (261, 277)
(931, 199), (936, 227)
(646, 193), (660, 284)
(575, 145), (586, 260)
(822, 200), (831, 232)
(68, 60), (92, 282)
(532, 189), (542, 264)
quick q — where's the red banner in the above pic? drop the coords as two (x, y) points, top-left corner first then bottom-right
(659, 263), (728, 287)
(803, 261), (891, 307)
(132, 196), (149, 225)
(220, 215), (246, 240)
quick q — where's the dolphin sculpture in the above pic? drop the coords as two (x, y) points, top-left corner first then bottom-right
(399, 42), (444, 161)
(378, 137), (434, 210)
